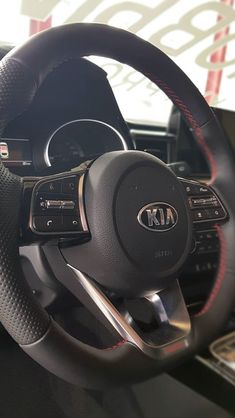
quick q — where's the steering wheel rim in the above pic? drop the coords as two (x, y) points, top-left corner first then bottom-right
(0, 23), (235, 388)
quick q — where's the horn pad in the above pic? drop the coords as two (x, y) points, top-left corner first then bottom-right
(62, 151), (192, 297)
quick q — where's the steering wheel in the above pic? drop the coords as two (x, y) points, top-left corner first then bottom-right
(0, 23), (235, 389)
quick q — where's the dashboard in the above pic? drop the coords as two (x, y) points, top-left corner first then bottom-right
(2, 54), (234, 183)
(1, 57), (133, 176)
(1, 49), (235, 317)
(0, 137), (32, 169)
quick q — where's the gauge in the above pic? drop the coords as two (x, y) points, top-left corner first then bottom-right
(48, 136), (85, 170)
(45, 119), (127, 172)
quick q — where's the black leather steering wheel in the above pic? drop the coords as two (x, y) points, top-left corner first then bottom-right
(0, 23), (235, 389)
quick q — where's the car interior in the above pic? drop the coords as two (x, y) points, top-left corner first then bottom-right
(1, 1), (235, 417)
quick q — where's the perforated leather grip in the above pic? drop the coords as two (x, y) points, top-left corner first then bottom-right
(0, 56), (50, 344)
(0, 163), (50, 344)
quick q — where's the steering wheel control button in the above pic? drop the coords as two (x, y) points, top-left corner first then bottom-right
(193, 229), (219, 256)
(62, 216), (81, 231)
(181, 179), (227, 223)
(34, 194), (61, 215)
(62, 176), (77, 193)
(33, 216), (63, 232)
(39, 179), (62, 193)
(195, 185), (210, 194)
(189, 196), (219, 208)
(182, 183), (199, 195)
(181, 180), (210, 195)
(192, 206), (226, 223)
(191, 209), (207, 221)
(181, 180), (208, 195)
(206, 207), (226, 220)
(61, 200), (75, 210)
(45, 199), (62, 209)
(30, 173), (89, 236)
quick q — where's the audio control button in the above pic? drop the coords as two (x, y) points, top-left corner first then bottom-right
(45, 200), (62, 209)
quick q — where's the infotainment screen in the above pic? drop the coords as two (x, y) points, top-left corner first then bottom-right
(0, 138), (32, 167)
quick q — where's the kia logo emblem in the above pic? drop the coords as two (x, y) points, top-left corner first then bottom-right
(137, 203), (178, 232)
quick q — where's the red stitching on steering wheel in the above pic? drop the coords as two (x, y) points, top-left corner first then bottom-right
(143, 74), (226, 318)
(104, 339), (127, 350)
(144, 74), (217, 183)
(104, 73), (226, 349)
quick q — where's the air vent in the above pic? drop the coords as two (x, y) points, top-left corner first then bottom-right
(130, 129), (176, 163)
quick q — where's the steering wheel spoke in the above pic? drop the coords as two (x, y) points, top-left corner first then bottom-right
(179, 178), (228, 225)
(67, 265), (191, 359)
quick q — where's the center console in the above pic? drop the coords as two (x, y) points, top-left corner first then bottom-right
(170, 324), (235, 416)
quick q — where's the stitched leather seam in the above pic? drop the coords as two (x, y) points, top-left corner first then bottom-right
(144, 74), (217, 182)
(104, 339), (127, 350)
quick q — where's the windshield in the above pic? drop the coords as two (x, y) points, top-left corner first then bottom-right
(0, 0), (235, 125)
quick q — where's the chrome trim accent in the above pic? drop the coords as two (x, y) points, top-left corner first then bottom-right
(137, 202), (178, 232)
(78, 174), (89, 233)
(67, 265), (191, 359)
(44, 118), (128, 167)
(210, 332), (235, 371)
(1, 137), (30, 142)
(145, 293), (168, 324)
(130, 129), (172, 137)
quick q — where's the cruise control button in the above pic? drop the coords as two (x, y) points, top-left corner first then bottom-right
(190, 196), (219, 208)
(39, 180), (62, 193)
(62, 216), (81, 231)
(33, 216), (63, 232)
